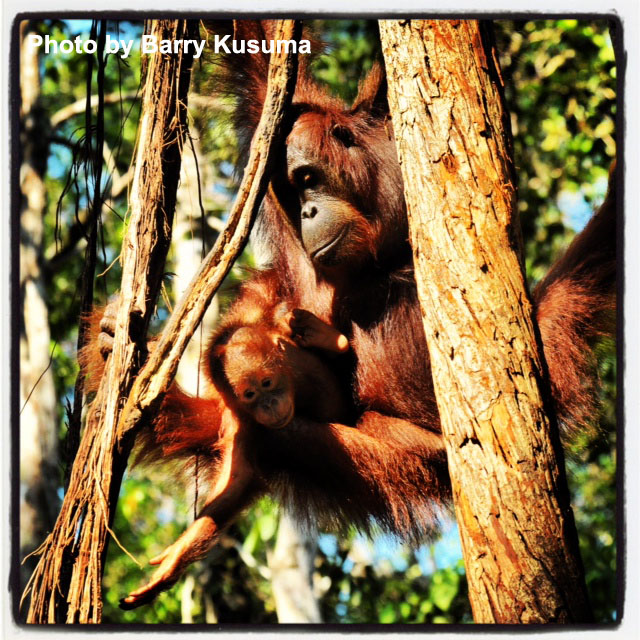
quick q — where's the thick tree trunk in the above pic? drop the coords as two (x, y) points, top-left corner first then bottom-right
(379, 19), (590, 623)
(22, 20), (197, 623)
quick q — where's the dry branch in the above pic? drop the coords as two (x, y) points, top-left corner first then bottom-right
(50, 91), (139, 128)
(115, 19), (302, 444)
(50, 92), (228, 128)
(23, 19), (198, 623)
(380, 19), (590, 623)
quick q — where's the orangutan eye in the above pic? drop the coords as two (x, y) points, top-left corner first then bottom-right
(331, 124), (355, 148)
(295, 168), (317, 190)
(262, 378), (272, 389)
(244, 390), (256, 400)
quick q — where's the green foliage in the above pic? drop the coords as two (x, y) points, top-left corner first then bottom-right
(103, 469), (192, 623)
(102, 471), (281, 623)
(311, 20), (381, 103)
(315, 534), (471, 624)
(494, 19), (616, 282)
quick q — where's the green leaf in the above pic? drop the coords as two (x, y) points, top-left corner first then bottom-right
(429, 569), (460, 612)
(378, 603), (397, 623)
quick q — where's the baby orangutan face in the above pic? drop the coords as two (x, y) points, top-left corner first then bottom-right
(222, 328), (295, 429)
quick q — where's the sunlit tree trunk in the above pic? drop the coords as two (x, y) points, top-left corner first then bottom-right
(380, 19), (590, 623)
(173, 128), (219, 394)
(172, 125), (222, 621)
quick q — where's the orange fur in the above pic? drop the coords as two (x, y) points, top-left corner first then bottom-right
(77, 308), (109, 395)
(534, 173), (616, 432)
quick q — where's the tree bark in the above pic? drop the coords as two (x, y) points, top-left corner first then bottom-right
(269, 512), (322, 623)
(18, 20), (59, 565)
(22, 20), (198, 623)
(379, 19), (590, 623)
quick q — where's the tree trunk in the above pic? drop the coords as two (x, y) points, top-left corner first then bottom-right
(173, 127), (219, 396)
(269, 512), (322, 623)
(18, 20), (59, 564)
(172, 125), (220, 621)
(22, 20), (198, 623)
(379, 19), (590, 623)
(175, 119), (320, 626)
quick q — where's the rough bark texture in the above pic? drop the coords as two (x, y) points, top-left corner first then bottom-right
(22, 20), (197, 623)
(114, 19), (301, 445)
(379, 19), (590, 623)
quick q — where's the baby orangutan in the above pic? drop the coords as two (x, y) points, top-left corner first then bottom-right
(211, 306), (349, 430)
(85, 278), (350, 609)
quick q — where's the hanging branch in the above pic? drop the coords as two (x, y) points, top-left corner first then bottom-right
(379, 19), (590, 623)
(65, 20), (107, 486)
(115, 19), (302, 444)
(23, 18), (301, 624)
(22, 19), (198, 623)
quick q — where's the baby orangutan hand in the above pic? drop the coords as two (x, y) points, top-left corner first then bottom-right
(120, 517), (217, 610)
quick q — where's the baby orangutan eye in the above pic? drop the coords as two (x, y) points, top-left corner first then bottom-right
(262, 378), (272, 389)
(244, 389), (256, 400)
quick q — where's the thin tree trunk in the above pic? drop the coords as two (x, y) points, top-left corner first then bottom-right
(173, 126), (220, 621)
(19, 20), (59, 562)
(22, 20), (198, 623)
(269, 512), (322, 623)
(175, 127), (321, 625)
(380, 19), (590, 623)
(173, 127), (219, 395)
